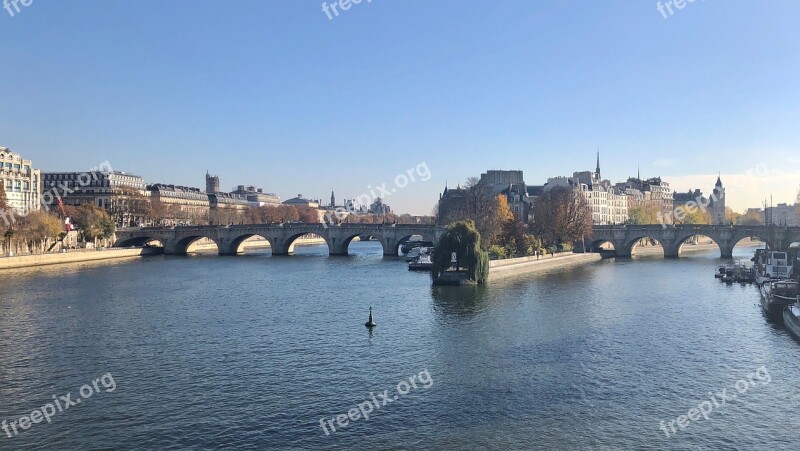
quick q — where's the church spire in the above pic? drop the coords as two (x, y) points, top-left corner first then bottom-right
(595, 149), (601, 179)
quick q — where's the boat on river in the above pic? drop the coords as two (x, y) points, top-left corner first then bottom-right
(753, 249), (793, 286)
(783, 302), (800, 341)
(405, 246), (432, 262)
(408, 254), (433, 271)
(760, 280), (799, 322)
(715, 265), (727, 279)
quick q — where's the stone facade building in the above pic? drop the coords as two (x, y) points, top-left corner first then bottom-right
(0, 146), (42, 214)
(540, 155), (629, 225)
(437, 184), (468, 224)
(147, 184), (210, 225)
(283, 194), (320, 209)
(231, 185), (281, 207)
(42, 170), (148, 227)
(766, 203), (799, 226)
(615, 175), (674, 224)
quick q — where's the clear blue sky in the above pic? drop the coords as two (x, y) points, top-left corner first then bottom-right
(2, 0), (799, 214)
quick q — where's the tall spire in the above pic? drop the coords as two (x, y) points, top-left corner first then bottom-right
(595, 148), (601, 179)
(637, 164), (640, 181)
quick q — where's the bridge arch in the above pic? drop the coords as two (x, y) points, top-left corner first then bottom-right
(589, 239), (616, 253)
(675, 233), (721, 258)
(114, 236), (165, 248)
(276, 231), (332, 256)
(623, 235), (666, 258)
(731, 234), (768, 253)
(393, 233), (436, 256)
(172, 235), (220, 255)
(224, 233), (274, 255)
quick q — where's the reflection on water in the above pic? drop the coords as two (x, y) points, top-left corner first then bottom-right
(1, 243), (798, 450)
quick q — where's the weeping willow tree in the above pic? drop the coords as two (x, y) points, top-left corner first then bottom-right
(432, 220), (489, 285)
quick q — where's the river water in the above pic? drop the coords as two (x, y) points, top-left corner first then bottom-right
(1, 243), (798, 450)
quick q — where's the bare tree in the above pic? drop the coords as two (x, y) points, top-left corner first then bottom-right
(458, 177), (502, 248)
(530, 187), (592, 248)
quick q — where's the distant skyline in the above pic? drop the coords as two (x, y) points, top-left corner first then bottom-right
(2, 0), (799, 214)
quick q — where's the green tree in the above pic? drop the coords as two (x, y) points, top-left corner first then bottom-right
(738, 209), (765, 226)
(70, 204), (115, 245)
(674, 203), (711, 225)
(499, 218), (534, 257)
(431, 220), (489, 285)
(628, 204), (661, 224)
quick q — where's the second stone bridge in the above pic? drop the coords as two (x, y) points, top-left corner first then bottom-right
(114, 223), (446, 256)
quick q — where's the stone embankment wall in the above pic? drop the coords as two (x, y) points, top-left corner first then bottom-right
(0, 248), (160, 270)
(488, 253), (602, 281)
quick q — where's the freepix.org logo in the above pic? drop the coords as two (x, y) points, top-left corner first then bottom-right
(3, 0), (34, 18)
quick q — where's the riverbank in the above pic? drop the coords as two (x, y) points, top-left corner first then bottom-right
(489, 252), (602, 281)
(0, 247), (161, 270)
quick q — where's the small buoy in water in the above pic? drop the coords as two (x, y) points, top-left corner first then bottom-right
(365, 306), (377, 328)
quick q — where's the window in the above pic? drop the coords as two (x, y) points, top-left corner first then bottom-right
(24, 165), (30, 172)
(23, 181), (29, 191)
(14, 181), (21, 192)
(13, 164), (20, 171)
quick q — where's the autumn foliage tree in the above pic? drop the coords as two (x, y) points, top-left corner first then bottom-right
(628, 204), (662, 224)
(17, 211), (64, 252)
(66, 204), (116, 246)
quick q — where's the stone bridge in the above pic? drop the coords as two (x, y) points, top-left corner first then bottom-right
(590, 225), (800, 259)
(113, 223), (446, 256)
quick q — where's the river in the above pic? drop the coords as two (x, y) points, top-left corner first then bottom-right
(1, 243), (797, 450)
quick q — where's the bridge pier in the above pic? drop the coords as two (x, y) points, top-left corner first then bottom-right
(663, 242), (680, 259)
(163, 241), (185, 255)
(328, 237), (349, 256)
(720, 244), (734, 259)
(270, 237), (293, 256)
(382, 237), (400, 257)
(614, 244), (632, 258)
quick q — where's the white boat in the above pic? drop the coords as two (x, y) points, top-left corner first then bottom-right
(753, 249), (793, 286)
(408, 254), (433, 271)
(405, 246), (431, 262)
(783, 302), (800, 341)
